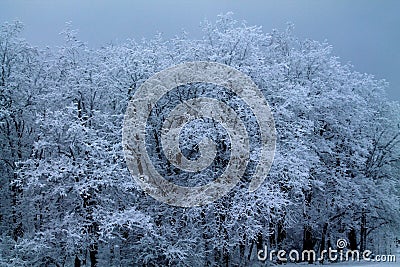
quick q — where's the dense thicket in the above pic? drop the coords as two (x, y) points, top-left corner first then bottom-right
(1, 14), (399, 266)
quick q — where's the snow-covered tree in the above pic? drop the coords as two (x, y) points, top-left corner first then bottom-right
(0, 14), (398, 266)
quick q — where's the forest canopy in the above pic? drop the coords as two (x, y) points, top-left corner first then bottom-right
(0, 13), (399, 266)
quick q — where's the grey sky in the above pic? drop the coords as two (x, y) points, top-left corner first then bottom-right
(1, 0), (399, 101)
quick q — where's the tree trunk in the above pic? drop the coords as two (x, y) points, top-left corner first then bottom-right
(319, 222), (328, 263)
(277, 219), (286, 247)
(223, 247), (229, 267)
(90, 242), (98, 267)
(303, 225), (314, 264)
(360, 209), (367, 252)
(269, 221), (276, 248)
(239, 233), (246, 266)
(247, 240), (254, 262)
(74, 256), (81, 267)
(348, 227), (357, 250)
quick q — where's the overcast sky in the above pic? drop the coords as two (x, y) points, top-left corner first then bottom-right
(1, 0), (399, 101)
